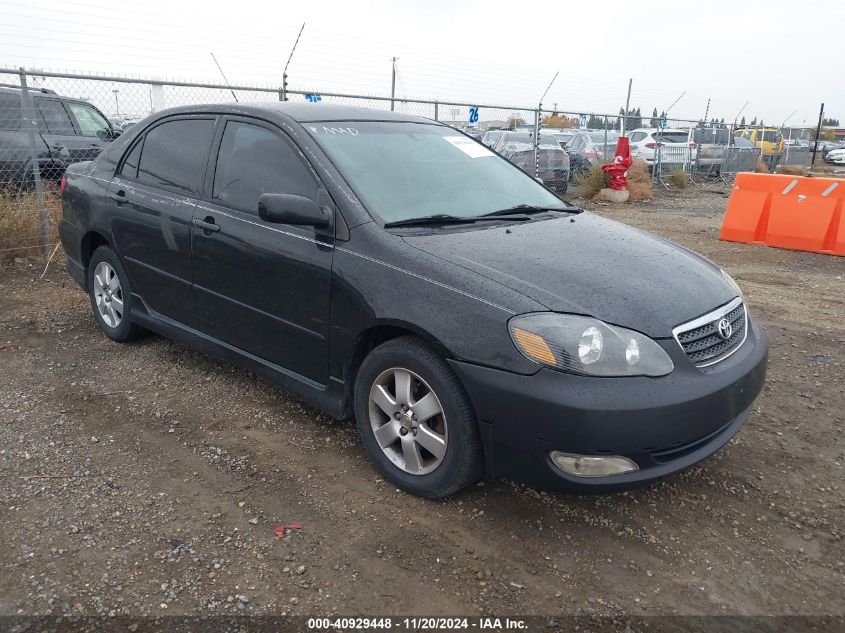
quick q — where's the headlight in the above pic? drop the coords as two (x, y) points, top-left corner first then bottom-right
(509, 313), (674, 377)
(721, 268), (744, 301)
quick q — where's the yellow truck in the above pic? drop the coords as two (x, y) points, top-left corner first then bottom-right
(734, 127), (784, 156)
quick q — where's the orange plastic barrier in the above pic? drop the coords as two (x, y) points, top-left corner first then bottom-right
(720, 172), (845, 256)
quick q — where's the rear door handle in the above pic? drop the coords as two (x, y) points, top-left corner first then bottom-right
(192, 217), (220, 233)
(109, 190), (127, 204)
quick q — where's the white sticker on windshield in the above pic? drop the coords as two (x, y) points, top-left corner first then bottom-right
(443, 135), (494, 158)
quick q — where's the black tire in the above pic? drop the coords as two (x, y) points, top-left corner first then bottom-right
(87, 245), (144, 342)
(354, 336), (483, 498)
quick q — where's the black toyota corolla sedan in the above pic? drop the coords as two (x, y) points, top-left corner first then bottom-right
(58, 104), (768, 498)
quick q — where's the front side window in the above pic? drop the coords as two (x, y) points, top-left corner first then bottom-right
(66, 102), (111, 137)
(212, 121), (318, 215)
(137, 118), (214, 193)
(35, 99), (75, 135)
(308, 121), (566, 224)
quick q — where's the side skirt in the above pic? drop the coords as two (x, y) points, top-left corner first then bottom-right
(129, 295), (347, 419)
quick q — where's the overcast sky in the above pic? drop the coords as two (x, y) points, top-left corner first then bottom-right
(0, 0), (840, 127)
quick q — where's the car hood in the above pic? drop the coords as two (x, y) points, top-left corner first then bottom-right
(401, 212), (736, 338)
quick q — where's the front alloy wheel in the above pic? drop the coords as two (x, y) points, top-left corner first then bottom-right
(354, 336), (483, 498)
(368, 367), (448, 475)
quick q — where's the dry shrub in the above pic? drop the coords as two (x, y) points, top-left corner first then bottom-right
(755, 158), (770, 173)
(574, 162), (610, 198)
(669, 169), (688, 189)
(626, 159), (652, 201)
(576, 159), (653, 202)
(777, 165), (808, 176)
(0, 185), (62, 263)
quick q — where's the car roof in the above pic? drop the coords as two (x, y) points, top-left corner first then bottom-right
(148, 102), (437, 125)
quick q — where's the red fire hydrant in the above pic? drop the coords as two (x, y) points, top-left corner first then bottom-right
(601, 136), (633, 190)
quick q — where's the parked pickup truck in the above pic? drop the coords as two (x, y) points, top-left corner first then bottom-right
(693, 129), (758, 175)
(0, 86), (120, 190)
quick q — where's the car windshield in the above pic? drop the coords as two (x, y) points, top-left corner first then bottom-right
(308, 121), (567, 224)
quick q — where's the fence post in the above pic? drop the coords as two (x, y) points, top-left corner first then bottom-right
(533, 108), (540, 178)
(18, 68), (52, 257)
(434, 101), (438, 122)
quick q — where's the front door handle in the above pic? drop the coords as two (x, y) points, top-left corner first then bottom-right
(109, 190), (127, 204)
(192, 217), (220, 233)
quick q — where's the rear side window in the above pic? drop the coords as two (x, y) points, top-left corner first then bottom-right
(628, 132), (647, 142)
(0, 93), (23, 131)
(212, 121), (318, 215)
(137, 119), (214, 194)
(35, 99), (75, 135)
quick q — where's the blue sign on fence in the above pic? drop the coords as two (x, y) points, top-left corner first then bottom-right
(659, 116), (668, 129)
(469, 106), (479, 125)
(305, 94), (321, 103)
(579, 114), (587, 129)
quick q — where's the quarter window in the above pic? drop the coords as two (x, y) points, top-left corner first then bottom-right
(0, 93), (23, 131)
(35, 99), (75, 135)
(120, 138), (143, 178)
(137, 119), (214, 193)
(212, 121), (318, 215)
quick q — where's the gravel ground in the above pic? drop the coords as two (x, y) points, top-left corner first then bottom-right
(1, 183), (843, 619)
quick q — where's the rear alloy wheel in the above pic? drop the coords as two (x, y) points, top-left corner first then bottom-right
(87, 245), (144, 342)
(354, 336), (483, 498)
(93, 261), (124, 328)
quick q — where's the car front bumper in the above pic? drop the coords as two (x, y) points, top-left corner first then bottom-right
(449, 317), (768, 493)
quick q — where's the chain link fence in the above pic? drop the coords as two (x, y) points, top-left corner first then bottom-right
(0, 67), (831, 261)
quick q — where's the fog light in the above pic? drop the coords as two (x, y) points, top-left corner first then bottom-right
(550, 452), (639, 478)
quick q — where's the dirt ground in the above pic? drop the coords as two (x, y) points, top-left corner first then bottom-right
(1, 182), (843, 620)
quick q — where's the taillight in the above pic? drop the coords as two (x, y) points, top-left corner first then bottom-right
(645, 142), (657, 149)
(59, 175), (67, 196)
(689, 143), (697, 149)
(585, 149), (597, 159)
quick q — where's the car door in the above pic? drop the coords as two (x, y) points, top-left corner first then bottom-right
(108, 115), (217, 327)
(33, 97), (88, 175)
(191, 117), (333, 384)
(63, 100), (116, 159)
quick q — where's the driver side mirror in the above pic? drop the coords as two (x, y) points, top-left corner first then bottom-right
(258, 193), (332, 228)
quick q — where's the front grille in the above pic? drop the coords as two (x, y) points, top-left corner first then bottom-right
(673, 298), (747, 367)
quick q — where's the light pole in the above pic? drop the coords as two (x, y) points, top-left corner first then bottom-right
(112, 89), (119, 115)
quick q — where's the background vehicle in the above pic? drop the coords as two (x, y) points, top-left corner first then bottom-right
(825, 147), (845, 164)
(561, 131), (620, 174)
(481, 129), (503, 148)
(0, 85), (119, 189)
(693, 129), (756, 173)
(493, 131), (570, 193)
(734, 127), (784, 156)
(626, 128), (697, 166)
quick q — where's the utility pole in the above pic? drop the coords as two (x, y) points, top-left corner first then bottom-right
(621, 78), (632, 135)
(282, 22), (305, 102)
(112, 89), (119, 115)
(811, 102), (824, 167)
(390, 57), (398, 111)
(535, 71), (558, 178)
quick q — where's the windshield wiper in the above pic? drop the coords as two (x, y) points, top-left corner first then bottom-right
(479, 204), (577, 217)
(384, 213), (531, 228)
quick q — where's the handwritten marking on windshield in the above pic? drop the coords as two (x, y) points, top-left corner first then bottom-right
(310, 126), (359, 135)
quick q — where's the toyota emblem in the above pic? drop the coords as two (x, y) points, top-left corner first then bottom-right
(717, 318), (733, 340)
